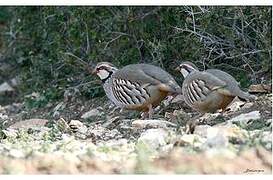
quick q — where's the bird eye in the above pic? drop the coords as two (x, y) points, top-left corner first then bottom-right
(97, 66), (103, 71)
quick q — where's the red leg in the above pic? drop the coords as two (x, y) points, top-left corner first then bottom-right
(148, 104), (153, 119)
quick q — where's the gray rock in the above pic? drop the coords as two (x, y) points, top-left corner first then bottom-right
(69, 120), (88, 138)
(171, 94), (184, 103)
(63, 88), (80, 102)
(194, 125), (213, 137)
(2, 128), (18, 138)
(88, 125), (122, 142)
(138, 128), (168, 150)
(177, 134), (206, 147)
(195, 123), (247, 147)
(132, 119), (177, 129)
(81, 108), (104, 119)
(261, 131), (272, 150)
(8, 119), (49, 129)
(9, 149), (25, 158)
(10, 78), (19, 87)
(52, 102), (66, 118)
(0, 113), (8, 120)
(205, 129), (229, 148)
(56, 118), (70, 133)
(0, 82), (14, 94)
(229, 111), (260, 124)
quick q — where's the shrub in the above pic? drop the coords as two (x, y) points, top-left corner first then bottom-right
(0, 6), (271, 104)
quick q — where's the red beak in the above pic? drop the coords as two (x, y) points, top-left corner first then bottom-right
(91, 69), (97, 75)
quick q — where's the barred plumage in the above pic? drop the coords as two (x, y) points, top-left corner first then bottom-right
(112, 78), (150, 105)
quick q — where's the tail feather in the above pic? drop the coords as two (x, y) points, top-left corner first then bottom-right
(238, 91), (257, 102)
(168, 80), (182, 95)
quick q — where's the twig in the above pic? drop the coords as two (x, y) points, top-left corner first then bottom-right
(67, 80), (101, 90)
(84, 22), (90, 55)
(190, 7), (196, 32)
(63, 52), (93, 73)
(224, 50), (265, 60)
(103, 34), (123, 51)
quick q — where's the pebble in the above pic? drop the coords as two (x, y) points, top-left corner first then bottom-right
(2, 128), (18, 138)
(9, 149), (25, 158)
(138, 129), (169, 150)
(0, 82), (14, 94)
(178, 134), (206, 147)
(229, 111), (260, 124)
(132, 119), (176, 129)
(81, 108), (104, 119)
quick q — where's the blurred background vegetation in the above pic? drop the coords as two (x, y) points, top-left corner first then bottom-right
(0, 6), (272, 106)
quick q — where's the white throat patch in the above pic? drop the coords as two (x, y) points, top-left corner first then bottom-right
(181, 68), (190, 78)
(97, 69), (110, 80)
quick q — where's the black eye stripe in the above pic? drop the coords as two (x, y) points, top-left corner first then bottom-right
(97, 66), (107, 71)
(182, 65), (192, 70)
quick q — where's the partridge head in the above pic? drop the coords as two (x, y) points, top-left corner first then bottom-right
(92, 62), (118, 82)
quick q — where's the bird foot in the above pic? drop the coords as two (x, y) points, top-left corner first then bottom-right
(185, 112), (222, 134)
(185, 120), (198, 134)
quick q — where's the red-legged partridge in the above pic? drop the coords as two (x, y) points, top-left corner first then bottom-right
(92, 62), (182, 118)
(176, 61), (256, 113)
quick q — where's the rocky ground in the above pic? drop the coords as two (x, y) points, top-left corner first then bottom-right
(0, 91), (272, 174)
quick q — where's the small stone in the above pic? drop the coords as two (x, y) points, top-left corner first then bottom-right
(0, 82), (14, 94)
(102, 116), (120, 128)
(24, 92), (40, 98)
(180, 134), (196, 144)
(63, 88), (80, 102)
(205, 128), (228, 148)
(2, 128), (18, 138)
(52, 102), (66, 118)
(87, 125), (122, 142)
(171, 94), (184, 103)
(198, 113), (220, 122)
(9, 119), (49, 129)
(229, 111), (260, 124)
(69, 120), (84, 128)
(105, 138), (128, 147)
(248, 84), (272, 93)
(260, 131), (272, 150)
(225, 100), (248, 112)
(194, 125), (213, 137)
(138, 129), (168, 150)
(195, 123), (247, 146)
(61, 133), (73, 140)
(81, 108), (103, 119)
(0, 113), (8, 120)
(56, 118), (70, 132)
(10, 78), (19, 87)
(205, 148), (237, 159)
(178, 134), (205, 147)
(132, 119), (176, 129)
(69, 120), (88, 135)
(9, 149), (25, 158)
(162, 96), (175, 106)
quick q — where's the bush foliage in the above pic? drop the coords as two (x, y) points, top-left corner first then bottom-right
(0, 6), (272, 102)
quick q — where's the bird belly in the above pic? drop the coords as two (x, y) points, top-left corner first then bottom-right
(192, 91), (235, 113)
(125, 86), (168, 112)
